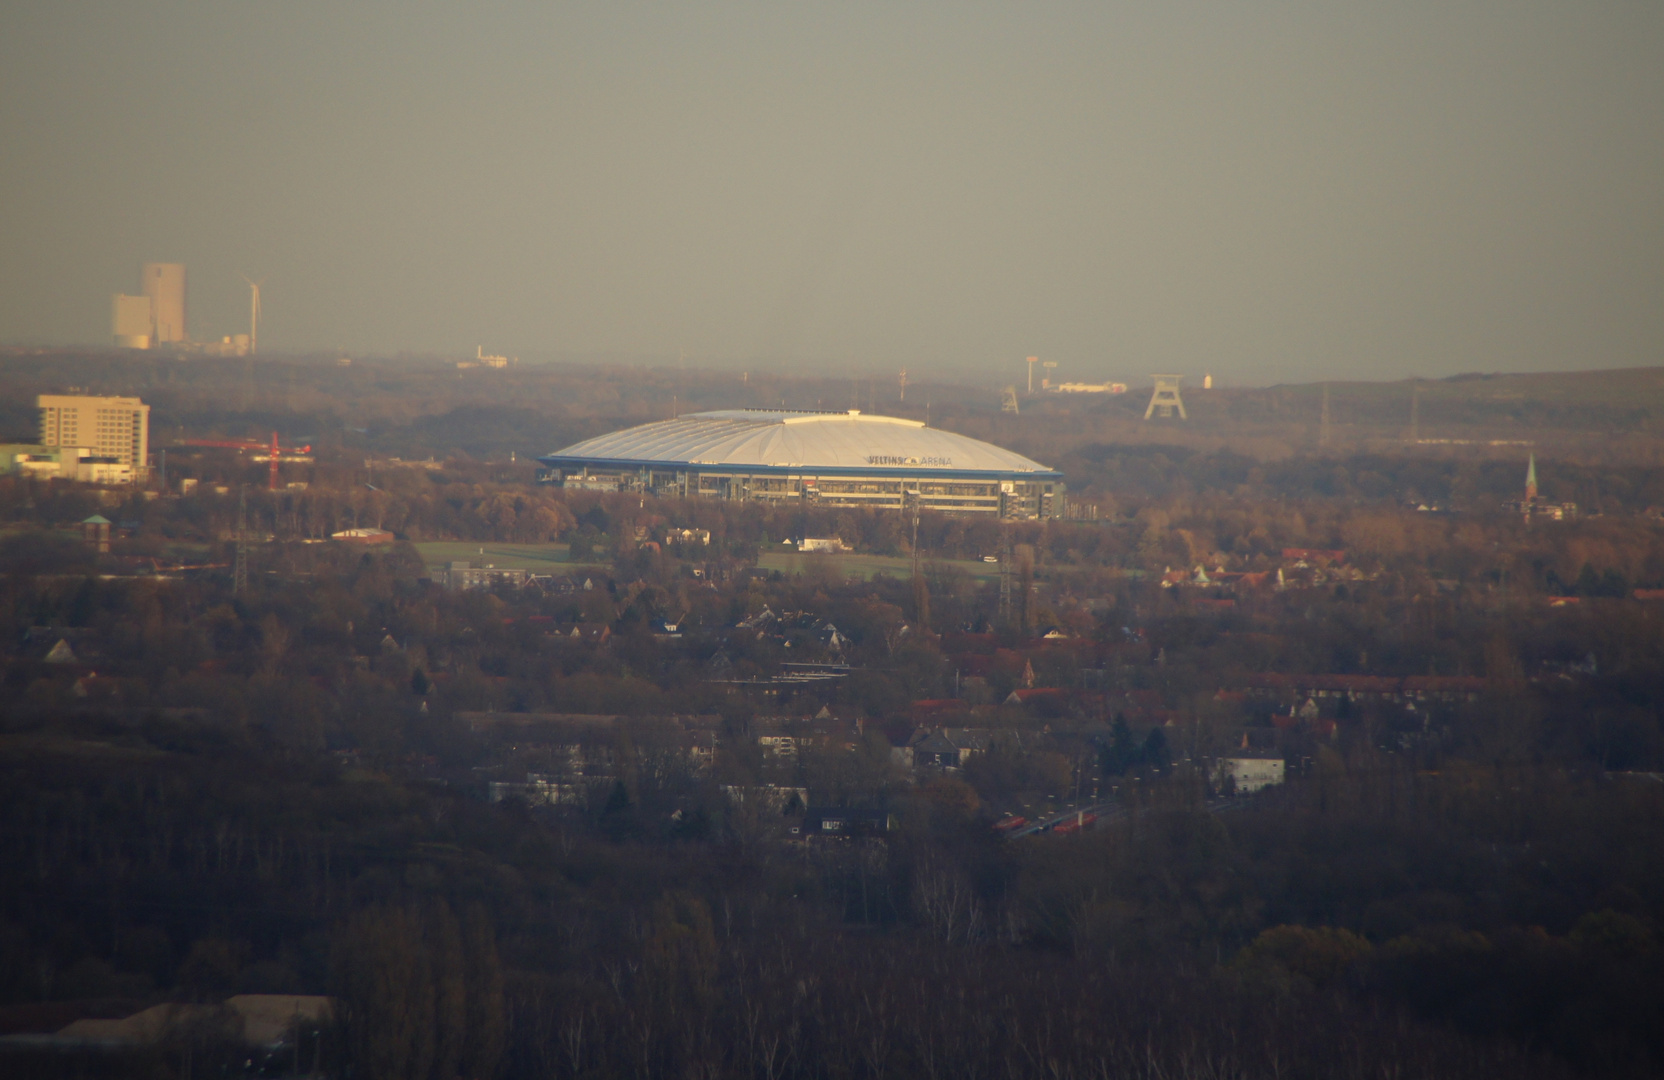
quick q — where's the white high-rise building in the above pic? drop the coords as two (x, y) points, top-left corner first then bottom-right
(38, 395), (149, 481)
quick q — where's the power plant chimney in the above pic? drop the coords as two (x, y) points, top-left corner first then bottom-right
(243, 276), (263, 355)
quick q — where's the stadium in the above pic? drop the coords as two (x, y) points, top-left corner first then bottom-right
(538, 409), (1065, 519)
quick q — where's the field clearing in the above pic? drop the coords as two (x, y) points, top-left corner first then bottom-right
(758, 551), (1001, 582)
(412, 541), (606, 570)
(412, 542), (1000, 580)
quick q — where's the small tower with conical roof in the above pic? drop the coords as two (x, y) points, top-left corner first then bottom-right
(81, 514), (111, 553)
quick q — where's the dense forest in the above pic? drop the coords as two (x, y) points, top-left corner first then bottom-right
(7, 706), (1663, 1079)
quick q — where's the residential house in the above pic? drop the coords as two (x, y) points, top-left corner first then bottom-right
(800, 806), (894, 838)
(1214, 754), (1285, 794)
(1235, 672), (1485, 706)
(756, 732), (798, 759)
(721, 785), (808, 814)
(905, 727), (995, 769)
(330, 527), (395, 544)
(440, 561), (531, 590)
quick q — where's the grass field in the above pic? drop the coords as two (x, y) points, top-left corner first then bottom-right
(757, 551), (1002, 583)
(412, 541), (607, 570)
(412, 542), (1000, 581)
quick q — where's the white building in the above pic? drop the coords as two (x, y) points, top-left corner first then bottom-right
(1051, 382), (1128, 394)
(111, 294), (154, 348)
(38, 395), (149, 481)
(1215, 754), (1286, 794)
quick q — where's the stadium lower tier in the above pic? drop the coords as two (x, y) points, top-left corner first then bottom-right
(540, 464), (1062, 519)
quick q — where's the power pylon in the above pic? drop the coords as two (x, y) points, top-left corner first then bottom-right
(997, 525), (1014, 626)
(908, 489), (929, 628)
(908, 489), (922, 575)
(233, 489), (249, 597)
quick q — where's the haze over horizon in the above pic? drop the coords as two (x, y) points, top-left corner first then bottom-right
(2, 2), (1660, 386)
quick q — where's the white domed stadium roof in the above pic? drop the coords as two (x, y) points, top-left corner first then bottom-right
(542, 410), (1059, 478)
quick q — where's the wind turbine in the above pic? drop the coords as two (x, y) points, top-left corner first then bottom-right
(241, 275), (265, 355)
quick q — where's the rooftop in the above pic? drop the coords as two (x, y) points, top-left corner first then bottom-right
(542, 409), (1059, 477)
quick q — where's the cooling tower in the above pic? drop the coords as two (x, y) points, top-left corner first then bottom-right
(141, 262), (186, 343)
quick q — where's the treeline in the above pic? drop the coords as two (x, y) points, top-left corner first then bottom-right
(0, 351), (982, 462)
(6, 706), (1663, 1076)
(11, 467), (1664, 601)
(10, 350), (1664, 478)
(1058, 443), (1664, 514)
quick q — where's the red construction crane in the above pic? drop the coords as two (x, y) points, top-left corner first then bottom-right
(179, 431), (313, 490)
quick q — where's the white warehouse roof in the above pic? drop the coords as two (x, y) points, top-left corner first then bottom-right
(542, 410), (1060, 478)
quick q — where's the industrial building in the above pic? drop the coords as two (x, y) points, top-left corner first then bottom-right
(538, 409), (1064, 519)
(111, 263), (186, 348)
(36, 394), (150, 482)
(1050, 381), (1128, 394)
(111, 293), (155, 349)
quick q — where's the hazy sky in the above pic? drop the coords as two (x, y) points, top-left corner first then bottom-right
(2, 2), (1660, 384)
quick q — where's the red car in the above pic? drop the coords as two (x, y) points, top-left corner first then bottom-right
(1051, 812), (1097, 835)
